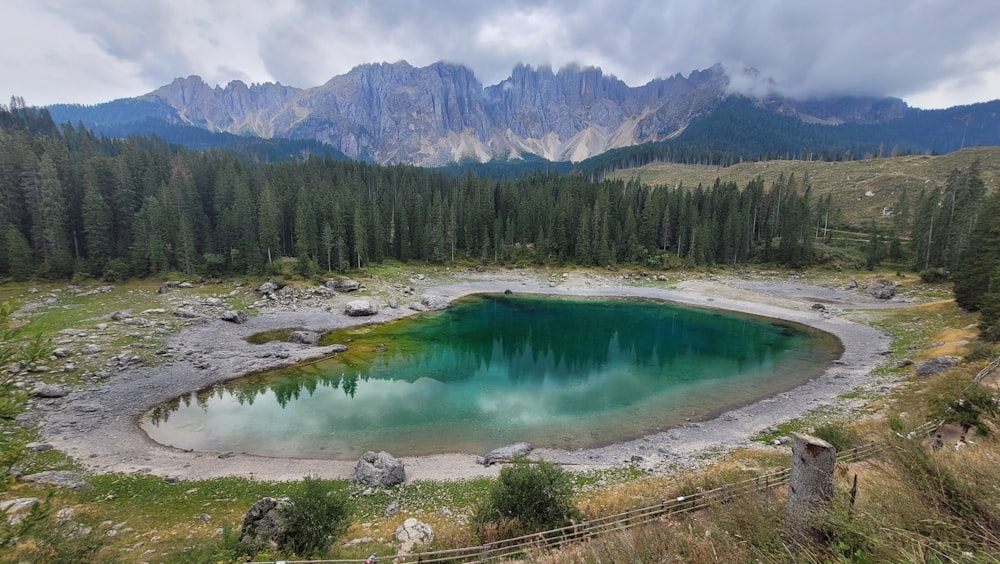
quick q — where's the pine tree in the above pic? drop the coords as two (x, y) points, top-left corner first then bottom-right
(36, 154), (72, 277)
(979, 265), (1000, 342)
(81, 163), (114, 274)
(257, 182), (281, 267)
(953, 189), (1000, 311)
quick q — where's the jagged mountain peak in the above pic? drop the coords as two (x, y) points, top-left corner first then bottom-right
(51, 61), (933, 166)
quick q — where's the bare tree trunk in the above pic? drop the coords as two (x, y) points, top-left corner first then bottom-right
(786, 433), (836, 519)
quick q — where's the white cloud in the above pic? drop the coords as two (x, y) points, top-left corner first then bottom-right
(2, 0), (999, 109)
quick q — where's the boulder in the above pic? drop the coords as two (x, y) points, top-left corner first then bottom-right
(327, 278), (361, 292)
(219, 310), (249, 324)
(174, 307), (201, 319)
(31, 384), (67, 398)
(915, 356), (960, 377)
(110, 310), (132, 321)
(1, 497), (40, 515)
(288, 330), (321, 345)
(345, 300), (379, 317)
(204, 297), (224, 307)
(256, 280), (283, 295)
(80, 344), (102, 355)
(395, 517), (434, 553)
(420, 295), (450, 311)
(867, 279), (897, 300)
(19, 470), (90, 490)
(354, 451), (406, 486)
(240, 497), (291, 550)
(476, 442), (533, 466)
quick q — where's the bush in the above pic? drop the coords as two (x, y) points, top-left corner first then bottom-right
(964, 341), (996, 363)
(473, 458), (581, 541)
(280, 476), (352, 558)
(813, 423), (862, 451)
(919, 268), (948, 283)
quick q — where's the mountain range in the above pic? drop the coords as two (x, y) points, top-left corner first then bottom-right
(47, 62), (1000, 167)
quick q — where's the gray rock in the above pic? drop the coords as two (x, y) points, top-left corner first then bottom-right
(52, 347), (73, 358)
(915, 356), (960, 377)
(1, 497), (40, 516)
(477, 442), (533, 466)
(354, 451), (406, 486)
(328, 278), (361, 292)
(204, 297), (224, 307)
(288, 331), (321, 345)
(72, 401), (102, 413)
(25, 442), (53, 452)
(345, 300), (379, 317)
(313, 286), (337, 297)
(867, 279), (897, 300)
(19, 470), (90, 490)
(219, 310), (249, 324)
(384, 501), (399, 516)
(110, 310), (132, 321)
(174, 307), (201, 319)
(81, 343), (102, 355)
(31, 384), (67, 398)
(240, 497), (291, 550)
(395, 518), (434, 553)
(420, 295), (450, 311)
(256, 281), (281, 295)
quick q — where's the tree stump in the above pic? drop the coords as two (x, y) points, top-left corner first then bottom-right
(786, 433), (836, 519)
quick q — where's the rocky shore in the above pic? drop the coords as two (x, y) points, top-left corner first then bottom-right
(27, 270), (910, 482)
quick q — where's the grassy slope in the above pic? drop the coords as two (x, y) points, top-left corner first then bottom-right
(607, 147), (1000, 227)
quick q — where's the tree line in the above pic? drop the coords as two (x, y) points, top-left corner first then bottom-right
(1, 103), (998, 339)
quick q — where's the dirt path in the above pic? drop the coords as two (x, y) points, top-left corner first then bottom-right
(31, 271), (911, 482)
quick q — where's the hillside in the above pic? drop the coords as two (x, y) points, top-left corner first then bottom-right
(608, 147), (1000, 226)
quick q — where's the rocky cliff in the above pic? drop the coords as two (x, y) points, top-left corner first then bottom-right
(82, 62), (916, 166)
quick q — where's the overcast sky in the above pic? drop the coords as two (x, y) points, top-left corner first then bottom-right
(3, 0), (999, 109)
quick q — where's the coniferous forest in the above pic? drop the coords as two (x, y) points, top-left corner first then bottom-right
(2, 103), (999, 337)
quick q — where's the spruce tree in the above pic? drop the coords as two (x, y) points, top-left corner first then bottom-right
(979, 265), (1000, 342)
(953, 189), (1000, 311)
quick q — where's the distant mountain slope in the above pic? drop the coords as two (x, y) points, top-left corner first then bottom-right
(607, 146), (1000, 226)
(47, 62), (1000, 167)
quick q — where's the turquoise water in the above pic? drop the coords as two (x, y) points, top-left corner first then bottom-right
(142, 294), (840, 459)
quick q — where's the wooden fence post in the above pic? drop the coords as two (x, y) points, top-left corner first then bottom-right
(786, 433), (836, 519)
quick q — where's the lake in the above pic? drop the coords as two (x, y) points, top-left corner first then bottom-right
(142, 294), (840, 459)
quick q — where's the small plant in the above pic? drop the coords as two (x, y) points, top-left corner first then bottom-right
(473, 458), (582, 542)
(18, 333), (55, 365)
(280, 476), (352, 558)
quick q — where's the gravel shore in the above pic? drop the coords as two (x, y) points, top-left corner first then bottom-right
(34, 272), (906, 482)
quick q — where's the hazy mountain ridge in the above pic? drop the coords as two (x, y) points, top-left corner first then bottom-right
(47, 62), (999, 166)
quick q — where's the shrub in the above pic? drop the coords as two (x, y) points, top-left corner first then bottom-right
(919, 268), (948, 283)
(280, 476), (352, 557)
(473, 458), (581, 541)
(963, 341), (996, 363)
(813, 423), (862, 451)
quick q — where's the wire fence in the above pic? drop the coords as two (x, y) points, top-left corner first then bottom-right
(253, 355), (1000, 564)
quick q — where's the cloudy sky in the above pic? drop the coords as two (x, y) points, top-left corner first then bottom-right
(3, 0), (1000, 109)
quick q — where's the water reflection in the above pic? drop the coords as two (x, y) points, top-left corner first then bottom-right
(143, 295), (838, 458)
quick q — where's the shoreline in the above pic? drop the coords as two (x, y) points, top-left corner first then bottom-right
(34, 274), (901, 482)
